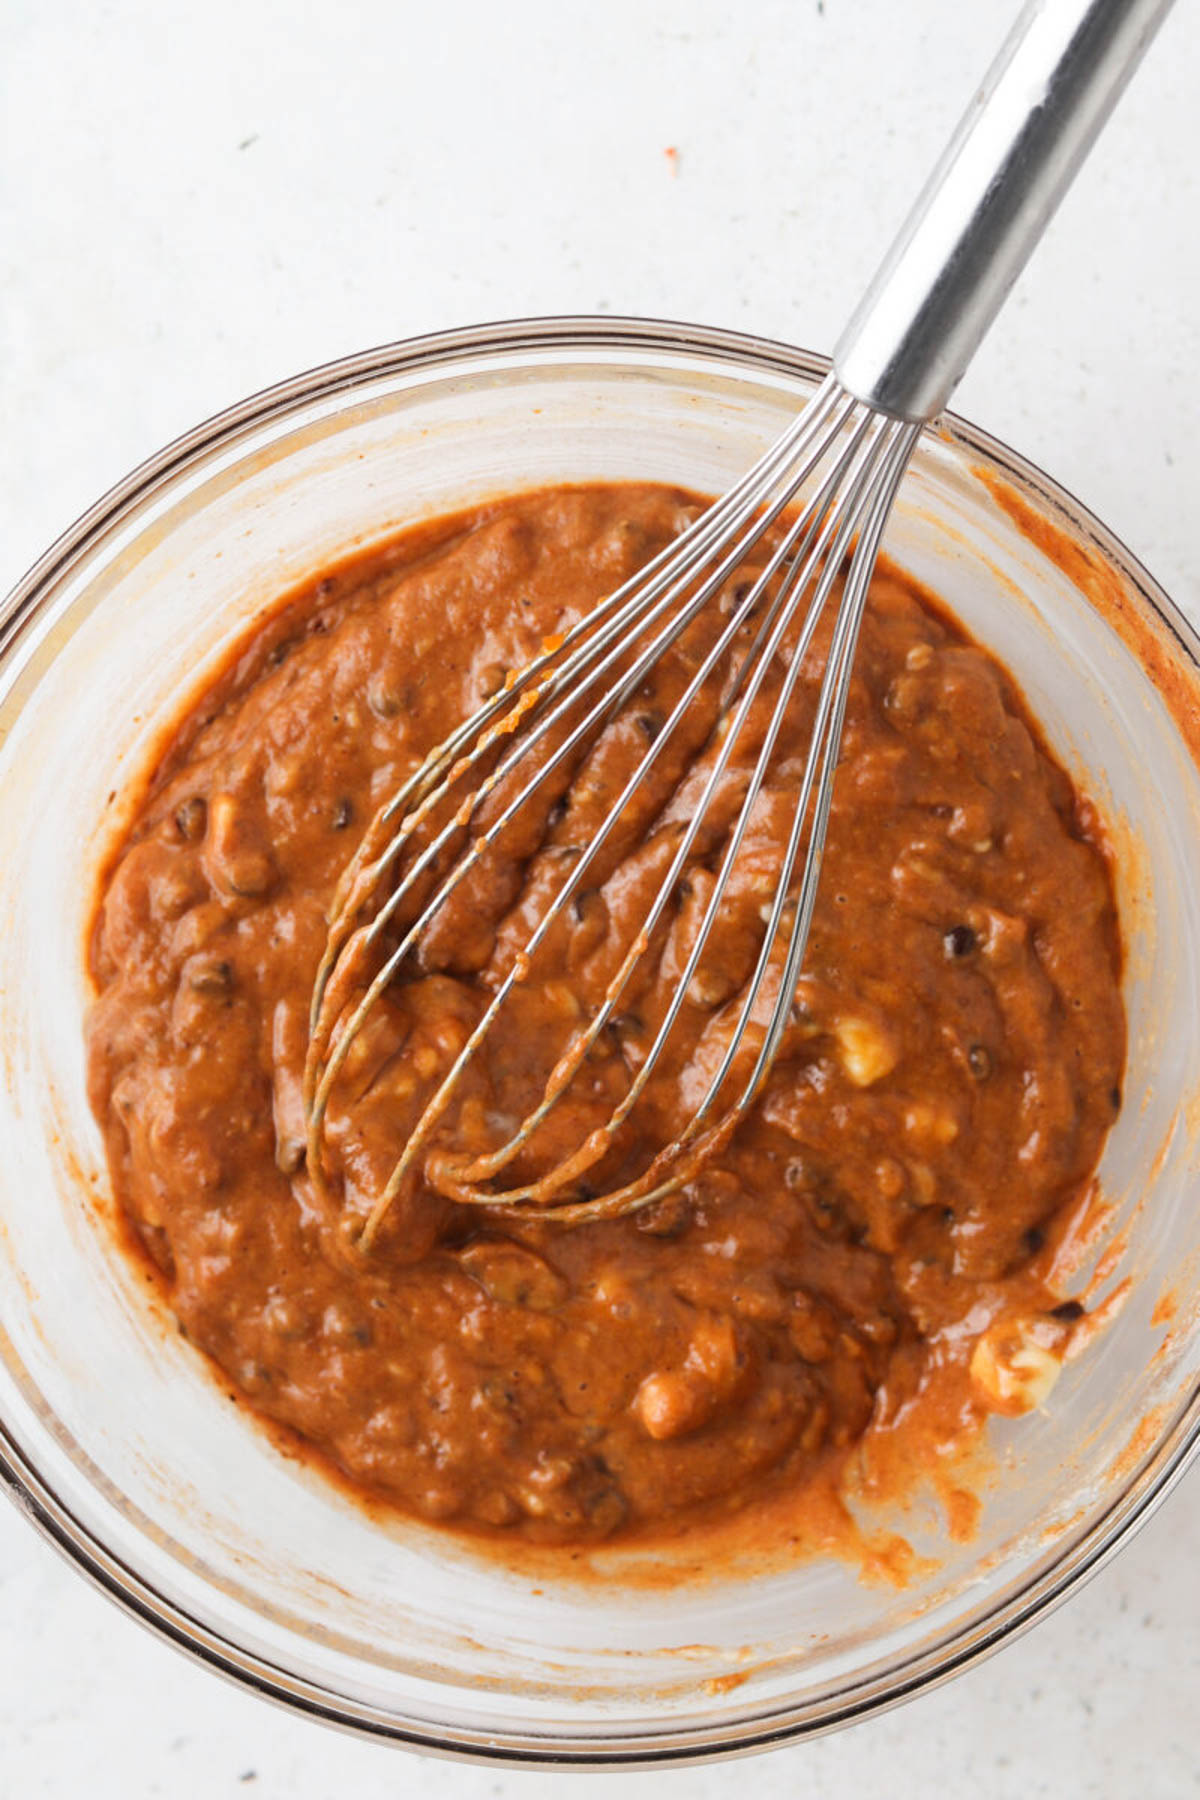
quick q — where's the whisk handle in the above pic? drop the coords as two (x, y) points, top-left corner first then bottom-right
(834, 0), (1174, 423)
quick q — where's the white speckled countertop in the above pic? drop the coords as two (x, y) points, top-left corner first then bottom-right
(2, 1), (1198, 1792)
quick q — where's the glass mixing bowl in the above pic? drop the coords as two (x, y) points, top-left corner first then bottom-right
(0, 317), (1197, 1766)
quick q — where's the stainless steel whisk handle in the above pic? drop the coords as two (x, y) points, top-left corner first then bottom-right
(835, 0), (1174, 424)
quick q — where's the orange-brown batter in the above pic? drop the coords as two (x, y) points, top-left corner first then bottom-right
(85, 483), (1125, 1546)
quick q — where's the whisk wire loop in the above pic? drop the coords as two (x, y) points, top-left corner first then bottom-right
(340, 444), (868, 1228)
(303, 379), (925, 1247)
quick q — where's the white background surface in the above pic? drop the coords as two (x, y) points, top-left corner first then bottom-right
(1, 1), (1198, 1794)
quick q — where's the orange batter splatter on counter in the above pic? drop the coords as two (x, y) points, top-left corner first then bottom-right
(86, 483), (1124, 1551)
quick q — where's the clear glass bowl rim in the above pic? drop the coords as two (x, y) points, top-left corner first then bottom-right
(1, 313), (1198, 1767)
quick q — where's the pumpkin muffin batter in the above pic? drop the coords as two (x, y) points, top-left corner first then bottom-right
(86, 483), (1125, 1546)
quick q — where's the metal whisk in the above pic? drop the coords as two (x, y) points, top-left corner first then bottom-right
(305, 0), (1171, 1250)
